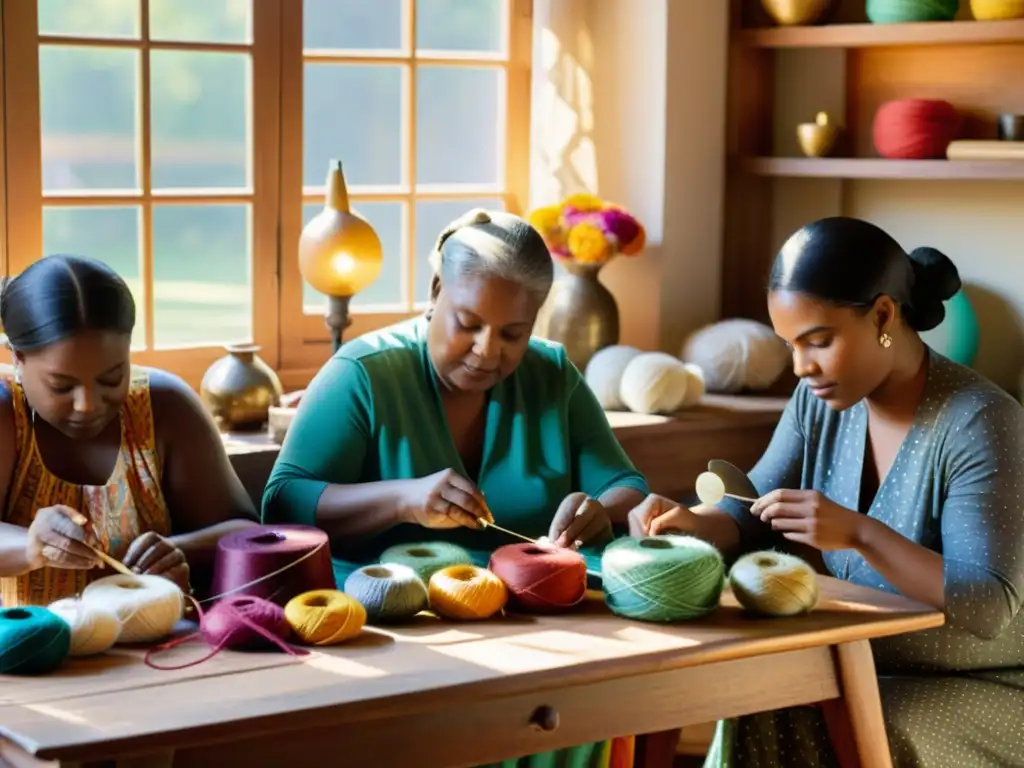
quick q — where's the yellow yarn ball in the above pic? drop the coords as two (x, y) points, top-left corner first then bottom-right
(428, 565), (508, 620)
(728, 551), (819, 617)
(284, 589), (366, 646)
(970, 0), (1024, 20)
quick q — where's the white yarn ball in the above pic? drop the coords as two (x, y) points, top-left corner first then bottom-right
(679, 363), (706, 408)
(681, 319), (790, 394)
(585, 345), (642, 410)
(81, 574), (185, 644)
(47, 598), (122, 656)
(619, 352), (690, 414)
(728, 551), (819, 617)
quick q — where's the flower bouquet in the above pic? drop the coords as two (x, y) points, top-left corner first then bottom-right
(527, 193), (646, 266)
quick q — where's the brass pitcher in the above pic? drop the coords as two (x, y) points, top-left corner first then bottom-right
(539, 262), (619, 372)
(200, 344), (283, 432)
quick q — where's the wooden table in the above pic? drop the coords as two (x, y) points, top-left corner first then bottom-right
(0, 577), (942, 768)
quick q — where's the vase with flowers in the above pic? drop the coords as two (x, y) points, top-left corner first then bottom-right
(528, 193), (646, 371)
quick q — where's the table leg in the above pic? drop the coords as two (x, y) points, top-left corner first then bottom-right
(635, 729), (681, 768)
(822, 640), (893, 768)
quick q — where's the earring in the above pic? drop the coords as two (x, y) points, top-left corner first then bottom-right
(879, 332), (893, 349)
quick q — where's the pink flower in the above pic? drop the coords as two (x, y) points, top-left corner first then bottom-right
(599, 208), (641, 249)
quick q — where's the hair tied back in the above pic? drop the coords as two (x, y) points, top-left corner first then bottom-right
(906, 246), (961, 332)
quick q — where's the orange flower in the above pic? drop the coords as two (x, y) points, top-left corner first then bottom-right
(567, 222), (610, 263)
(621, 221), (646, 255)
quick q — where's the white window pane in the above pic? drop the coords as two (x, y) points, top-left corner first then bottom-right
(40, 46), (139, 192)
(417, 66), (502, 187)
(42, 206), (145, 348)
(416, 0), (503, 54)
(150, 51), (251, 189)
(38, 0), (140, 39)
(301, 201), (405, 311)
(304, 0), (404, 51)
(304, 64), (404, 188)
(149, 0), (252, 44)
(414, 198), (504, 303)
(152, 205), (251, 347)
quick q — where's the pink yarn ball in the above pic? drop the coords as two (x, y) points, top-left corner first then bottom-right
(201, 595), (291, 651)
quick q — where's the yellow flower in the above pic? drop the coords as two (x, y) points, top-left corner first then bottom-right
(567, 222), (610, 263)
(527, 205), (563, 238)
(561, 193), (604, 212)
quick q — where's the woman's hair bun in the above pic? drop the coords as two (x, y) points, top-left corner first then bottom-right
(905, 246), (961, 332)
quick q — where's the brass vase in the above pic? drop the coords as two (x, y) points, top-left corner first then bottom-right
(200, 344), (284, 432)
(541, 262), (619, 372)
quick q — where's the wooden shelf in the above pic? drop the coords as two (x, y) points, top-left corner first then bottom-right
(736, 157), (1024, 180)
(736, 19), (1024, 49)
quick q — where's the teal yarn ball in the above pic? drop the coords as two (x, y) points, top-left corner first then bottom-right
(343, 563), (429, 623)
(866, 0), (959, 23)
(379, 541), (473, 584)
(601, 535), (726, 622)
(0, 606), (72, 675)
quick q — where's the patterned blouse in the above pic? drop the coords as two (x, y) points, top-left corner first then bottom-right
(0, 367), (172, 607)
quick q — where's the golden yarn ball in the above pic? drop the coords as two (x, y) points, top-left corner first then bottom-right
(728, 551), (819, 617)
(970, 0), (1024, 20)
(284, 589), (366, 645)
(428, 565), (508, 620)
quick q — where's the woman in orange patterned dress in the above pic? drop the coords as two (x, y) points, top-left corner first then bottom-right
(0, 254), (257, 607)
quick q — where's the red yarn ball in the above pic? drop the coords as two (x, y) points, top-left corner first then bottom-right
(488, 542), (588, 613)
(872, 99), (961, 160)
(201, 595), (292, 651)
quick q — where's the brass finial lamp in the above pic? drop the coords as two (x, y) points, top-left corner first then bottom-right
(299, 160), (384, 352)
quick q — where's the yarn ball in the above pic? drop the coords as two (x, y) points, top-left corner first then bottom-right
(584, 345), (643, 410)
(602, 535), (725, 622)
(970, 0), (1024, 19)
(728, 551), (819, 617)
(201, 595), (292, 651)
(682, 319), (790, 394)
(379, 541), (473, 584)
(428, 564), (508, 620)
(0, 606), (71, 675)
(866, 0), (959, 22)
(619, 352), (691, 414)
(343, 563), (429, 622)
(47, 598), (121, 657)
(488, 542), (588, 613)
(680, 363), (706, 407)
(80, 573), (184, 644)
(872, 99), (961, 160)
(284, 589), (366, 646)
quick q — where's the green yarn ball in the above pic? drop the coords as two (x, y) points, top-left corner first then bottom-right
(379, 541), (474, 584)
(601, 535), (726, 622)
(0, 606), (72, 676)
(866, 0), (960, 23)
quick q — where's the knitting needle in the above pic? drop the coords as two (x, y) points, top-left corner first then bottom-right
(87, 544), (136, 577)
(479, 519), (536, 544)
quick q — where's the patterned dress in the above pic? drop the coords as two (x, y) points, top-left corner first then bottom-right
(705, 349), (1024, 768)
(0, 367), (172, 607)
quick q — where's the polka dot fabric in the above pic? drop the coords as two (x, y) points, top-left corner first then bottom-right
(706, 348), (1024, 768)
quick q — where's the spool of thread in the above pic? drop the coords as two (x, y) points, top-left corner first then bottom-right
(80, 574), (184, 644)
(601, 535), (725, 622)
(428, 565), (508, 620)
(47, 598), (121, 657)
(0, 606), (71, 675)
(873, 99), (961, 160)
(866, 0), (959, 22)
(284, 589), (366, 645)
(343, 564), (429, 622)
(201, 595), (292, 650)
(488, 543), (587, 613)
(379, 541), (473, 584)
(210, 524), (336, 607)
(728, 551), (819, 617)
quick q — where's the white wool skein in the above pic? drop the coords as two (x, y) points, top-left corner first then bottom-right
(682, 319), (790, 394)
(679, 363), (706, 408)
(585, 345), (642, 410)
(47, 598), (122, 657)
(619, 352), (690, 414)
(728, 551), (819, 617)
(81, 574), (185, 644)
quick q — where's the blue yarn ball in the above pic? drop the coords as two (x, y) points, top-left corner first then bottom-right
(343, 563), (429, 623)
(0, 606), (72, 675)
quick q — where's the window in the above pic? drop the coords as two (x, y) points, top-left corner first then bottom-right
(0, 0), (532, 388)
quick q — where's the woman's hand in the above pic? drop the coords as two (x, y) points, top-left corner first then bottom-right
(626, 494), (699, 537)
(25, 505), (101, 570)
(399, 469), (493, 530)
(751, 489), (865, 551)
(548, 493), (612, 549)
(122, 532), (191, 594)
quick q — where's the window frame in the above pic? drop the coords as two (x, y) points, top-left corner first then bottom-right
(1, 0), (533, 391)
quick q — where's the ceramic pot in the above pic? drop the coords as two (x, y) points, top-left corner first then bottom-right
(200, 344), (283, 431)
(540, 262), (619, 372)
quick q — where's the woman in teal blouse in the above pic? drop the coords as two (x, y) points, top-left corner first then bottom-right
(262, 208), (647, 767)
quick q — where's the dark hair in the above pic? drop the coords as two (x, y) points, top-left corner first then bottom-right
(1, 254), (136, 351)
(768, 217), (960, 332)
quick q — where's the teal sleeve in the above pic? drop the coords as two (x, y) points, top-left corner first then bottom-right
(564, 357), (649, 498)
(261, 357), (373, 526)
